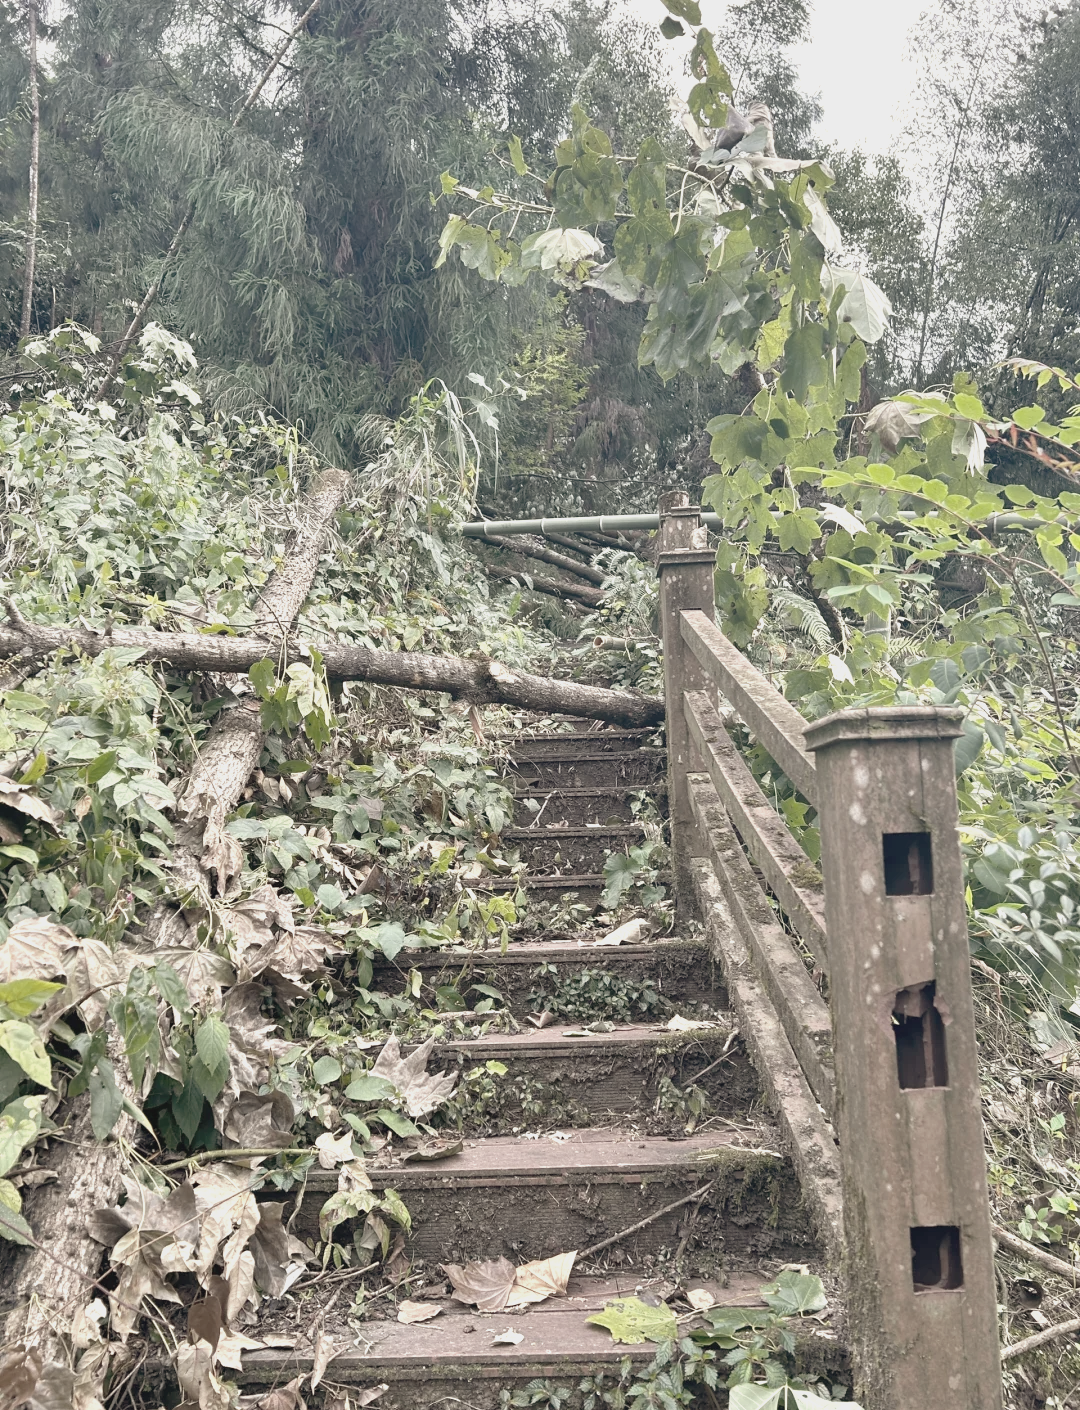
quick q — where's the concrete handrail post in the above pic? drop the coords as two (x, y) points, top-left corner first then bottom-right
(803, 706), (1002, 1410)
(656, 492), (715, 915)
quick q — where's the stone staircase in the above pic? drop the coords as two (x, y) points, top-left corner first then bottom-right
(235, 724), (834, 1408)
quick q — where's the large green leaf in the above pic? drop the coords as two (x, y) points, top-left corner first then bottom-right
(586, 1296), (678, 1344)
(194, 1015), (231, 1072)
(0, 979), (62, 1018)
(0, 1095), (45, 1177)
(88, 1058), (124, 1140)
(821, 265), (892, 343)
(0, 1021), (51, 1088)
(760, 1270), (828, 1316)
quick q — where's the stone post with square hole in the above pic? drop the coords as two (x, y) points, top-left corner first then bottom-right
(656, 492), (715, 915)
(803, 705), (1001, 1410)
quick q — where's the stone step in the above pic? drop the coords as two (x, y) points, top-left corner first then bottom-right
(234, 1271), (801, 1410)
(478, 871), (607, 906)
(508, 728), (658, 760)
(435, 1022), (755, 1129)
(278, 1128), (815, 1268)
(512, 784), (665, 827)
(508, 750), (665, 791)
(372, 937), (723, 1018)
(505, 822), (646, 873)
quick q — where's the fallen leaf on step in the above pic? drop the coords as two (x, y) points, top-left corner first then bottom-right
(314, 1131), (355, 1168)
(310, 1330), (339, 1390)
(326, 1390), (389, 1410)
(258, 1336), (297, 1348)
(256, 1375), (306, 1410)
(586, 1296), (678, 1344)
(686, 1288), (715, 1312)
(371, 1036), (457, 1118)
(442, 1256), (516, 1311)
(561, 1021), (616, 1035)
(397, 1299), (443, 1324)
(215, 1331), (266, 1371)
(491, 1328), (524, 1345)
(527, 1010), (554, 1029)
(665, 1016), (718, 1032)
(594, 917), (650, 946)
(510, 1251), (576, 1304)
(402, 1137), (463, 1163)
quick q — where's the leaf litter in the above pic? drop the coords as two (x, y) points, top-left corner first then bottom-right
(442, 1250), (577, 1311)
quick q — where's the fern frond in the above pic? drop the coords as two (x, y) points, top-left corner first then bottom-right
(771, 588), (833, 650)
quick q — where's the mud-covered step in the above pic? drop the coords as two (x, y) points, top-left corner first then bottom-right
(509, 750), (665, 791)
(509, 727), (658, 760)
(233, 1271), (786, 1410)
(372, 937), (724, 1018)
(512, 784), (666, 827)
(478, 871), (607, 906)
(277, 1129), (815, 1268)
(506, 823), (645, 873)
(437, 1022), (756, 1126)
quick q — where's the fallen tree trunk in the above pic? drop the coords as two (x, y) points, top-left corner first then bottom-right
(537, 530), (600, 560)
(475, 533), (605, 585)
(2, 468), (351, 1367)
(0, 613), (664, 728)
(483, 562), (603, 607)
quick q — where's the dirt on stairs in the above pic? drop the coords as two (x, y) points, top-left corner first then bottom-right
(225, 723), (842, 1408)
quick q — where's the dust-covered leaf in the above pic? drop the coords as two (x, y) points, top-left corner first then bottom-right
(396, 1299), (442, 1324)
(586, 1295), (677, 1344)
(491, 1327), (524, 1345)
(370, 1036), (457, 1118)
(310, 1330), (339, 1391)
(442, 1255), (516, 1311)
(509, 1250), (576, 1305)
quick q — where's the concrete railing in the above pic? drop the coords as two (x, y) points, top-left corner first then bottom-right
(656, 496), (1002, 1410)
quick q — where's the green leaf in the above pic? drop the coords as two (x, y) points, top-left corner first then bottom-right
(312, 1056), (342, 1085)
(374, 1108), (421, 1138)
(954, 720), (985, 778)
(344, 1074), (397, 1103)
(586, 1296), (678, 1344)
(18, 753), (46, 785)
(781, 322), (828, 402)
(0, 1095), (45, 1177)
(86, 750), (118, 784)
(0, 1021), (51, 1087)
(194, 1015), (231, 1072)
(775, 510), (820, 556)
(0, 846), (38, 868)
(659, 15), (684, 37)
(0, 1176), (31, 1244)
(152, 963), (191, 1012)
(760, 1269), (828, 1316)
(316, 883), (343, 912)
(88, 1058), (124, 1140)
(662, 0), (700, 20)
(249, 659), (278, 700)
(373, 922), (408, 961)
(508, 135), (527, 176)
(821, 265), (892, 342)
(0, 980), (62, 1018)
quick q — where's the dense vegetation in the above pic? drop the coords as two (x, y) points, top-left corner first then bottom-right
(3, 0), (1080, 1406)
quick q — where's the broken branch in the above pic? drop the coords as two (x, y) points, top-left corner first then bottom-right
(483, 562), (603, 607)
(0, 618), (663, 728)
(474, 534), (605, 585)
(1002, 1315), (1080, 1362)
(578, 1180), (717, 1261)
(993, 1224), (1080, 1284)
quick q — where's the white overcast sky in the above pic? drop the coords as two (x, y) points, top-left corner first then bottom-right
(623, 0), (932, 154)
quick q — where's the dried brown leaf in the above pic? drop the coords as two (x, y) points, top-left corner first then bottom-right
(686, 1288), (715, 1312)
(310, 1330), (339, 1391)
(256, 1376), (306, 1410)
(396, 1299), (442, 1324)
(526, 1011), (553, 1030)
(222, 1090), (295, 1149)
(370, 1036), (456, 1119)
(248, 1201), (291, 1299)
(0, 918), (72, 984)
(187, 1299), (224, 1354)
(314, 1131), (354, 1168)
(0, 778), (61, 829)
(509, 1250), (576, 1305)
(442, 1256), (516, 1312)
(0, 1344), (43, 1410)
(491, 1328), (524, 1345)
(25, 1363), (75, 1410)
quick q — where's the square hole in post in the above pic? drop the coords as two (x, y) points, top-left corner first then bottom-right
(893, 981), (949, 1089)
(911, 1226), (963, 1291)
(883, 832), (934, 895)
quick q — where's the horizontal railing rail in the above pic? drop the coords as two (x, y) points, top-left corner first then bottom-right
(679, 610), (817, 805)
